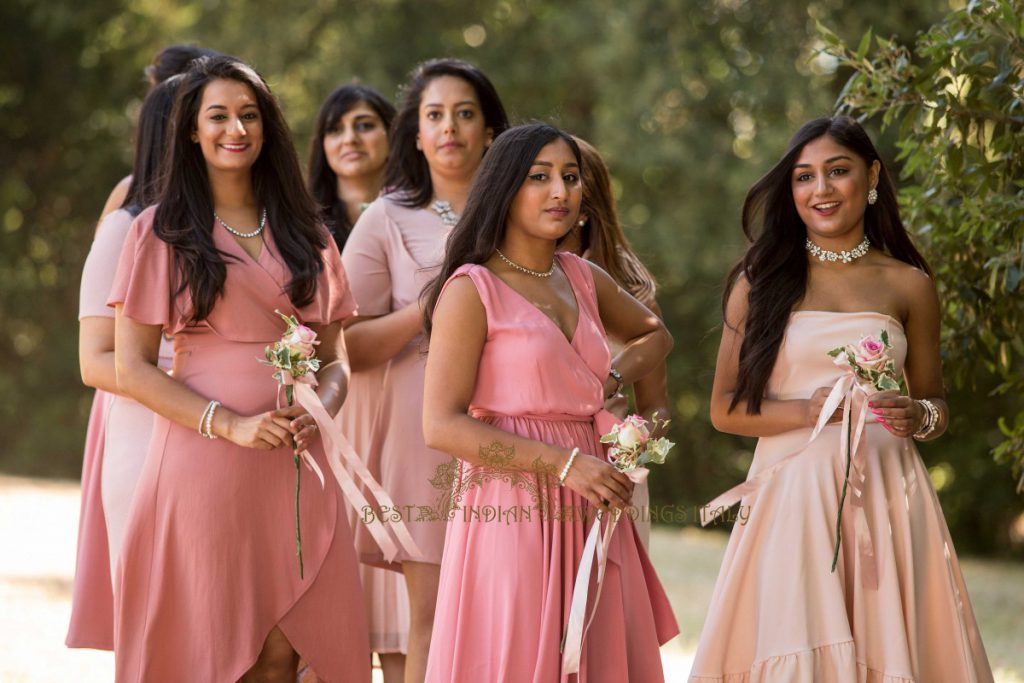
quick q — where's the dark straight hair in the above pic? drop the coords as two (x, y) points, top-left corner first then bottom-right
(422, 122), (581, 338)
(145, 44), (220, 86)
(725, 115), (932, 414)
(307, 84), (396, 249)
(154, 55), (326, 323)
(385, 58), (509, 208)
(122, 75), (183, 217)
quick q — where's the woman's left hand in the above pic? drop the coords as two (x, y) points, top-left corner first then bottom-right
(273, 404), (319, 453)
(868, 390), (923, 437)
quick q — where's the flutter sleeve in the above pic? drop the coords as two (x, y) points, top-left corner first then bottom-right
(80, 209), (133, 320)
(340, 198), (394, 317)
(106, 207), (177, 331)
(299, 233), (358, 325)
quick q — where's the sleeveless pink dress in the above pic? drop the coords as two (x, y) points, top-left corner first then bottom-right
(67, 208), (174, 650)
(425, 253), (679, 683)
(689, 311), (993, 682)
(107, 207), (371, 683)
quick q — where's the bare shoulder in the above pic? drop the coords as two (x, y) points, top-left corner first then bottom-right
(723, 270), (750, 330)
(435, 271), (485, 318)
(874, 253), (936, 301)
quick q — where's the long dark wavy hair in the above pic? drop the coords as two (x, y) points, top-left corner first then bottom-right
(422, 123), (581, 338)
(154, 55), (326, 323)
(121, 75), (183, 217)
(725, 115), (932, 414)
(573, 137), (658, 308)
(385, 58), (509, 208)
(307, 84), (396, 249)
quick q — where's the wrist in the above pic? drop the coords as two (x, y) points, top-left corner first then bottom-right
(214, 408), (238, 441)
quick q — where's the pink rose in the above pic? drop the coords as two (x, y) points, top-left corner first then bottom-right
(285, 324), (318, 358)
(853, 335), (887, 371)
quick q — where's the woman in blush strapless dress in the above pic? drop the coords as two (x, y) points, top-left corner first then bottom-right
(67, 77), (181, 651)
(108, 56), (369, 683)
(422, 123), (678, 682)
(691, 116), (992, 682)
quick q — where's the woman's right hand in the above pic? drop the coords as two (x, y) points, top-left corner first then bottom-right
(806, 386), (843, 427)
(219, 410), (297, 450)
(562, 452), (634, 513)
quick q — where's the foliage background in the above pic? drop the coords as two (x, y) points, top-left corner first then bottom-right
(2, 0), (1021, 557)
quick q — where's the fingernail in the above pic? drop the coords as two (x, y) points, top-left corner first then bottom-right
(877, 418), (887, 423)
(871, 409), (881, 414)
(868, 402), (875, 407)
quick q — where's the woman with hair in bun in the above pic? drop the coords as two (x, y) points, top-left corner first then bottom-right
(110, 55), (369, 682)
(341, 57), (508, 682)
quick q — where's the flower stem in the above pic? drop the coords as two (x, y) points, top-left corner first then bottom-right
(286, 384), (304, 580)
(831, 415), (853, 573)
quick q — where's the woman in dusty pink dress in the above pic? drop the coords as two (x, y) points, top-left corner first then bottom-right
(68, 76), (181, 651)
(305, 83), (406, 682)
(692, 116), (992, 682)
(421, 123), (678, 682)
(341, 57), (508, 683)
(109, 56), (369, 683)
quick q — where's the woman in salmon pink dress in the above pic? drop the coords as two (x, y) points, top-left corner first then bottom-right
(341, 57), (508, 683)
(306, 83), (406, 682)
(109, 55), (369, 683)
(421, 123), (679, 682)
(691, 116), (992, 682)
(67, 76), (181, 651)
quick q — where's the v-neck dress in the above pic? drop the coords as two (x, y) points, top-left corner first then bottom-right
(107, 206), (371, 683)
(425, 253), (679, 683)
(341, 193), (453, 568)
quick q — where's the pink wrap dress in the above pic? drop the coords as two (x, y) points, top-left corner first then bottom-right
(107, 206), (371, 682)
(425, 253), (679, 682)
(689, 311), (993, 682)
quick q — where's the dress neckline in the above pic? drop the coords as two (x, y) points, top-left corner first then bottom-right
(790, 309), (905, 332)
(477, 253), (582, 346)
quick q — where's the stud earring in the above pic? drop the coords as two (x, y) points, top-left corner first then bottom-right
(867, 188), (878, 205)
(578, 219), (587, 227)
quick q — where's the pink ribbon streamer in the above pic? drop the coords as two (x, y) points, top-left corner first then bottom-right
(561, 409), (649, 674)
(282, 374), (423, 564)
(700, 371), (879, 588)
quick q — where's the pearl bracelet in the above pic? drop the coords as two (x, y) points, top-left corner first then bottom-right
(913, 398), (939, 441)
(199, 400), (220, 439)
(559, 447), (580, 487)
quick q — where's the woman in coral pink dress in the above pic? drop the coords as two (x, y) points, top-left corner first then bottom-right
(306, 83), (407, 682)
(68, 77), (181, 651)
(421, 123), (678, 682)
(341, 57), (509, 683)
(691, 116), (992, 682)
(109, 56), (369, 683)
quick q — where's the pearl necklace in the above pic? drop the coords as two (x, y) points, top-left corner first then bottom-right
(806, 236), (870, 264)
(430, 199), (459, 228)
(215, 208), (267, 239)
(495, 248), (555, 278)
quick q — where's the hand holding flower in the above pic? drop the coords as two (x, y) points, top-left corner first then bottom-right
(807, 386), (844, 427)
(868, 390), (925, 437)
(562, 451), (635, 513)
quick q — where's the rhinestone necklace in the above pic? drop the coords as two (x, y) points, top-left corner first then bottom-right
(495, 248), (556, 278)
(805, 236), (870, 264)
(429, 199), (459, 228)
(215, 208), (267, 239)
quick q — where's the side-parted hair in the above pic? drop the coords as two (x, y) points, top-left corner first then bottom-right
(307, 84), (396, 249)
(122, 75), (183, 217)
(154, 55), (326, 323)
(573, 137), (658, 308)
(385, 58), (509, 208)
(422, 123), (581, 338)
(145, 44), (219, 86)
(725, 115), (931, 414)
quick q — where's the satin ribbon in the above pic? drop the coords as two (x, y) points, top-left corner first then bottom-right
(561, 408), (649, 674)
(281, 373), (423, 564)
(700, 371), (879, 588)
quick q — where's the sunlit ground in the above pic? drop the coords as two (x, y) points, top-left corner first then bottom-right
(0, 475), (1020, 682)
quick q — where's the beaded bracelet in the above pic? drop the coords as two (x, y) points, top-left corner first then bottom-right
(200, 400), (221, 440)
(198, 400), (214, 436)
(558, 447), (580, 487)
(913, 398), (939, 441)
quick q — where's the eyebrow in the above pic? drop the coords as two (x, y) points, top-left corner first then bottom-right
(204, 103), (258, 111)
(530, 161), (580, 168)
(423, 100), (478, 108)
(793, 155), (852, 168)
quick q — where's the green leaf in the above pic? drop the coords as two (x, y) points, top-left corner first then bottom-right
(856, 28), (874, 60)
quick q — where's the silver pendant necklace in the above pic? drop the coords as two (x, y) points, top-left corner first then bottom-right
(495, 248), (556, 278)
(805, 236), (870, 264)
(215, 208), (267, 238)
(429, 199), (459, 228)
